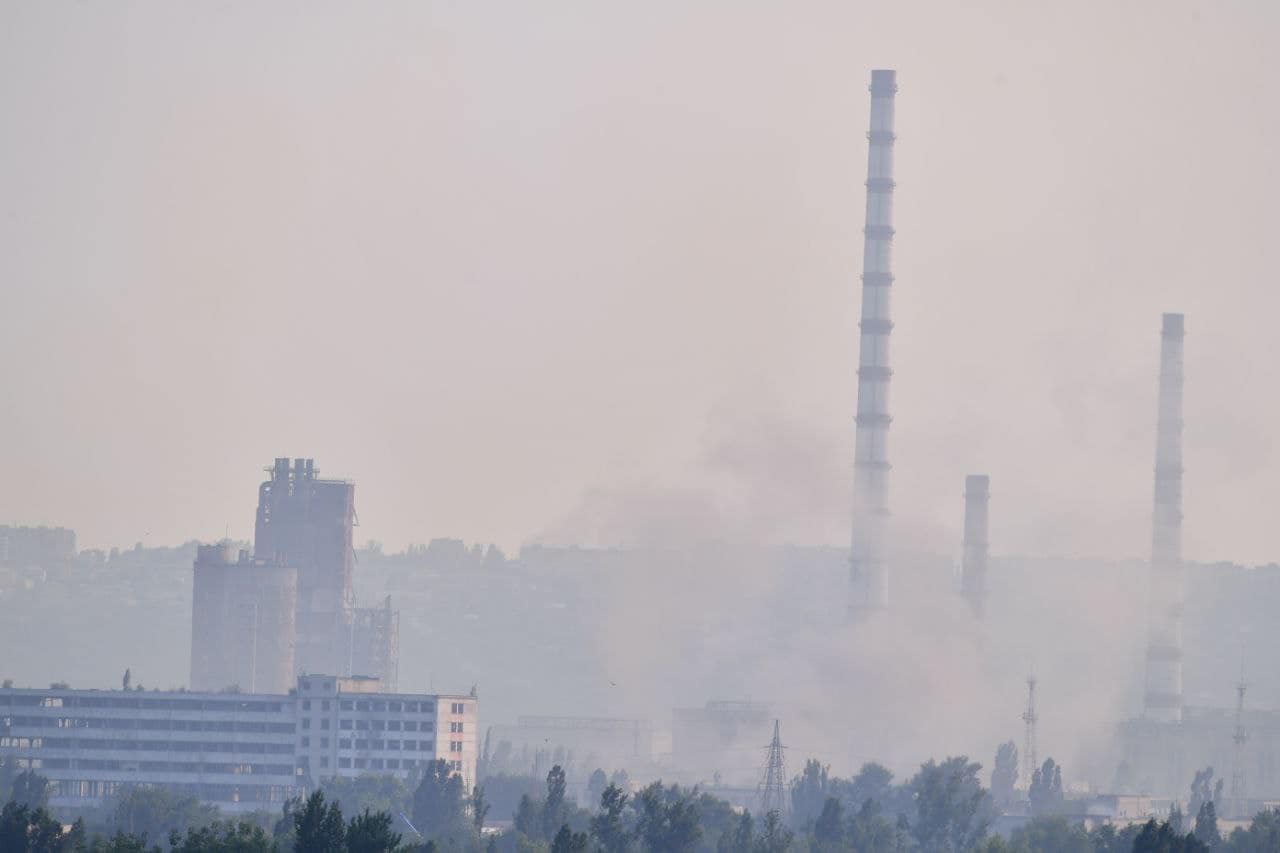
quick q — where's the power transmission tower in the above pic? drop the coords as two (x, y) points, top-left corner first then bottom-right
(1022, 676), (1039, 787)
(757, 719), (789, 817)
(1231, 665), (1249, 818)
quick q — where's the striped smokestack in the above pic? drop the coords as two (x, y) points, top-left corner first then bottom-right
(850, 69), (897, 616)
(1144, 313), (1185, 722)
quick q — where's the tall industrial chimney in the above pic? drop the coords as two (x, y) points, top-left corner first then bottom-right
(1144, 313), (1185, 722)
(961, 474), (990, 617)
(850, 69), (898, 616)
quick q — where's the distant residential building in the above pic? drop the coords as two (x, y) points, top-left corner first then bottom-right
(0, 675), (477, 814)
(0, 525), (76, 569)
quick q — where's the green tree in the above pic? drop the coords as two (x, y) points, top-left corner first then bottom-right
(812, 797), (845, 850)
(717, 812), (753, 853)
(85, 832), (156, 853)
(346, 809), (401, 853)
(0, 802), (64, 853)
(791, 760), (833, 829)
(586, 770), (608, 809)
(293, 791), (346, 853)
(168, 821), (277, 853)
(549, 824), (589, 853)
(908, 756), (993, 853)
(589, 784), (630, 853)
(10, 769), (50, 809)
(109, 786), (220, 843)
(1133, 819), (1210, 853)
(1007, 816), (1091, 853)
(470, 786), (491, 837)
(1224, 808), (1280, 852)
(634, 783), (701, 853)
(540, 766), (568, 842)
(846, 798), (901, 853)
(1028, 758), (1064, 817)
(319, 775), (411, 821)
(990, 743), (1018, 809)
(1195, 801), (1221, 850)
(411, 760), (467, 844)
(756, 811), (792, 853)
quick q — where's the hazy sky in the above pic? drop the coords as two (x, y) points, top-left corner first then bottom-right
(3, 1), (1278, 563)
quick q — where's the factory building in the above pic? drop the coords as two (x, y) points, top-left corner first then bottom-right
(189, 543), (297, 695)
(190, 458), (399, 693)
(0, 676), (477, 814)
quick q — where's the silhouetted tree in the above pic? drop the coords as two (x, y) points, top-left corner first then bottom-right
(1195, 801), (1221, 849)
(812, 797), (845, 850)
(990, 742), (1018, 808)
(549, 823), (589, 853)
(757, 811), (792, 853)
(586, 769), (608, 808)
(168, 821), (276, 853)
(293, 791), (346, 853)
(411, 759), (467, 843)
(1133, 818), (1210, 853)
(9, 769), (49, 809)
(346, 808), (401, 853)
(540, 765), (568, 841)
(469, 786), (490, 837)
(716, 811), (753, 853)
(0, 801), (64, 853)
(590, 784), (630, 853)
(908, 756), (994, 853)
(1028, 758), (1065, 816)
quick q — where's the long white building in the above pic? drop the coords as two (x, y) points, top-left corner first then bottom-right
(0, 675), (477, 814)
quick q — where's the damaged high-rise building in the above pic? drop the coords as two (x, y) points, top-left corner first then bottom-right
(191, 458), (399, 692)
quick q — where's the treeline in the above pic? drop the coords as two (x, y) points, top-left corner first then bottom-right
(6, 757), (1280, 852)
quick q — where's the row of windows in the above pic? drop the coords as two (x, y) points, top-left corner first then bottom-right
(335, 739), (433, 752)
(336, 757), (424, 771)
(29, 738), (293, 755)
(5, 716), (294, 734)
(1, 695), (287, 713)
(333, 718), (430, 732)
(32, 758), (294, 775)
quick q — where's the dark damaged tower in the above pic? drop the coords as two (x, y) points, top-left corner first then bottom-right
(255, 458), (356, 678)
(1144, 314), (1185, 723)
(960, 475), (990, 617)
(850, 69), (898, 616)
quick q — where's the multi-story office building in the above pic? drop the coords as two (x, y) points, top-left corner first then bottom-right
(0, 675), (476, 814)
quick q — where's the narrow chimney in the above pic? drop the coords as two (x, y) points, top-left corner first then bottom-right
(850, 69), (898, 616)
(1144, 313), (1185, 722)
(961, 474), (990, 617)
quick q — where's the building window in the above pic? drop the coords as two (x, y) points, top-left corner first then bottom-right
(339, 758), (351, 769)
(404, 722), (417, 732)
(354, 758), (367, 769)
(372, 702), (385, 712)
(388, 702), (402, 712)
(340, 720), (352, 731)
(451, 761), (462, 772)
(420, 741), (433, 751)
(450, 741), (462, 753)
(402, 740), (415, 750)
(322, 700), (330, 711)
(387, 759), (399, 769)
(371, 759), (384, 770)
(372, 720), (385, 732)
(321, 719), (330, 730)
(403, 759), (416, 769)
(301, 680), (310, 691)
(320, 757), (329, 769)
(405, 703), (418, 713)
(372, 740), (385, 750)
(355, 720), (368, 731)
(355, 740), (368, 750)
(339, 739), (352, 749)
(321, 738), (329, 748)
(356, 702), (370, 712)
(449, 722), (463, 734)
(388, 721), (401, 731)
(340, 701), (353, 711)
(387, 740), (400, 750)
(302, 700), (311, 711)
(302, 719), (311, 730)
(301, 737), (310, 748)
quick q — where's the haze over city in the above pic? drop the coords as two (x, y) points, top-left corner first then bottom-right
(3, 3), (1280, 853)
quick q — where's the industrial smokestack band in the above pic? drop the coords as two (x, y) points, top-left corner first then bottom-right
(850, 69), (898, 616)
(1144, 312), (1185, 722)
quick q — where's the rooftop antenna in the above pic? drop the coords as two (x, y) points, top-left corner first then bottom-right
(757, 720), (789, 818)
(1022, 676), (1039, 786)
